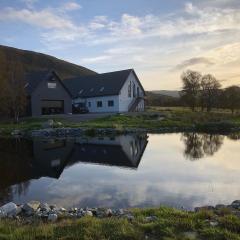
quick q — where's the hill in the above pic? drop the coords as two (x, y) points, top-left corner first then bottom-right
(0, 45), (96, 80)
(146, 91), (181, 106)
(151, 90), (180, 98)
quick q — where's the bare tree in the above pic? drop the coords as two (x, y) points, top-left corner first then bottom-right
(5, 62), (27, 123)
(181, 70), (201, 111)
(200, 74), (221, 112)
(223, 86), (240, 114)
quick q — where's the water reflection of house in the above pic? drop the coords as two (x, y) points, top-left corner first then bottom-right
(0, 134), (148, 200)
(69, 134), (148, 169)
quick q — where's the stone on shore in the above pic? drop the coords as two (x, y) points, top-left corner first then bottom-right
(231, 200), (240, 209)
(0, 202), (19, 217)
(23, 201), (40, 215)
(48, 213), (58, 222)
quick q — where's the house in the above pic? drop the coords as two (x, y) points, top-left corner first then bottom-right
(25, 68), (145, 116)
(25, 70), (72, 116)
(64, 69), (145, 113)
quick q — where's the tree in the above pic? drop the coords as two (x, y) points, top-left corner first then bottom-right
(223, 86), (240, 114)
(6, 62), (27, 123)
(200, 74), (221, 112)
(180, 70), (201, 111)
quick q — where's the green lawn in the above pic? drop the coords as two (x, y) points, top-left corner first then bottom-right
(1, 107), (240, 135)
(1, 207), (240, 240)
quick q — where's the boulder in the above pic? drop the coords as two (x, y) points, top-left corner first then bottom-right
(48, 213), (58, 222)
(231, 200), (240, 209)
(0, 202), (18, 217)
(85, 210), (93, 217)
(39, 203), (50, 212)
(23, 201), (40, 215)
(105, 208), (112, 217)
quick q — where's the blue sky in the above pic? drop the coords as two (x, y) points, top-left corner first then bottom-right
(0, 0), (240, 90)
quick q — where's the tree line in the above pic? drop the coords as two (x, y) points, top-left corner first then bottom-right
(181, 70), (240, 113)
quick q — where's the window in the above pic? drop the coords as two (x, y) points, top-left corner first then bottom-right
(133, 83), (136, 97)
(108, 100), (114, 107)
(128, 82), (131, 97)
(47, 82), (56, 88)
(97, 101), (102, 107)
(88, 102), (91, 108)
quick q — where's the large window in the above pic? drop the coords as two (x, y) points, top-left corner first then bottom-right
(133, 83), (136, 97)
(128, 81), (131, 97)
(97, 101), (102, 108)
(47, 82), (56, 88)
(108, 100), (114, 107)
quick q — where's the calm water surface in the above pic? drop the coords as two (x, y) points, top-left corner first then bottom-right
(0, 133), (240, 210)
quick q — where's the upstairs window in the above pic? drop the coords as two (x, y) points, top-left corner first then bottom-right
(133, 83), (136, 97)
(97, 101), (102, 108)
(108, 100), (114, 107)
(48, 82), (56, 88)
(128, 81), (131, 97)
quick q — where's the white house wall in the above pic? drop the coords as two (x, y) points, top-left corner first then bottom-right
(74, 95), (119, 113)
(119, 72), (145, 112)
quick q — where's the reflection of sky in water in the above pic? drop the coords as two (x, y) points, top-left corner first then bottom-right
(10, 133), (240, 209)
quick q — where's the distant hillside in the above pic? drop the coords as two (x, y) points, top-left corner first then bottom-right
(0, 45), (96, 80)
(151, 90), (180, 98)
(146, 91), (181, 106)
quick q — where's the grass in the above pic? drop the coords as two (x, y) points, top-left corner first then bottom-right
(1, 207), (240, 239)
(1, 107), (240, 135)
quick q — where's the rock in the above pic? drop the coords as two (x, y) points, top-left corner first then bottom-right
(125, 214), (134, 222)
(11, 129), (22, 136)
(195, 206), (215, 212)
(231, 200), (240, 209)
(215, 204), (226, 210)
(39, 203), (50, 212)
(50, 204), (58, 210)
(105, 208), (112, 217)
(23, 201), (40, 215)
(42, 119), (54, 129)
(210, 221), (218, 227)
(48, 213), (58, 222)
(145, 216), (158, 222)
(0, 202), (18, 217)
(84, 210), (93, 217)
(116, 209), (124, 215)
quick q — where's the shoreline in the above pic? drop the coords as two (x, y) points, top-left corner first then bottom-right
(1, 200), (240, 239)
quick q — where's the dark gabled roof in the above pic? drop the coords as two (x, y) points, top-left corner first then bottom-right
(67, 143), (141, 169)
(25, 70), (72, 97)
(63, 69), (143, 98)
(25, 70), (50, 95)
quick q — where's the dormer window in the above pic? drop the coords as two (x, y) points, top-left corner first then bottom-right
(100, 87), (104, 92)
(48, 82), (56, 88)
(79, 89), (83, 95)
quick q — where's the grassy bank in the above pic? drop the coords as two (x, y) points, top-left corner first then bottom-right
(1, 206), (240, 240)
(1, 107), (240, 135)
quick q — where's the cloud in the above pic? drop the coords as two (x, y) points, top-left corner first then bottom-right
(21, 0), (38, 9)
(0, 7), (76, 30)
(175, 57), (215, 70)
(61, 2), (82, 11)
(81, 55), (112, 64)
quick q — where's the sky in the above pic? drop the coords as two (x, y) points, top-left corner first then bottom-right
(0, 0), (240, 90)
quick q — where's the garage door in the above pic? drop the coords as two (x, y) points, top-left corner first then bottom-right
(41, 100), (64, 115)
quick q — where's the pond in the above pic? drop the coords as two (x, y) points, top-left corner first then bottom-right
(0, 132), (240, 210)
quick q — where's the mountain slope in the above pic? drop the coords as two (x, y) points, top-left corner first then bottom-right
(0, 45), (96, 80)
(151, 90), (180, 98)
